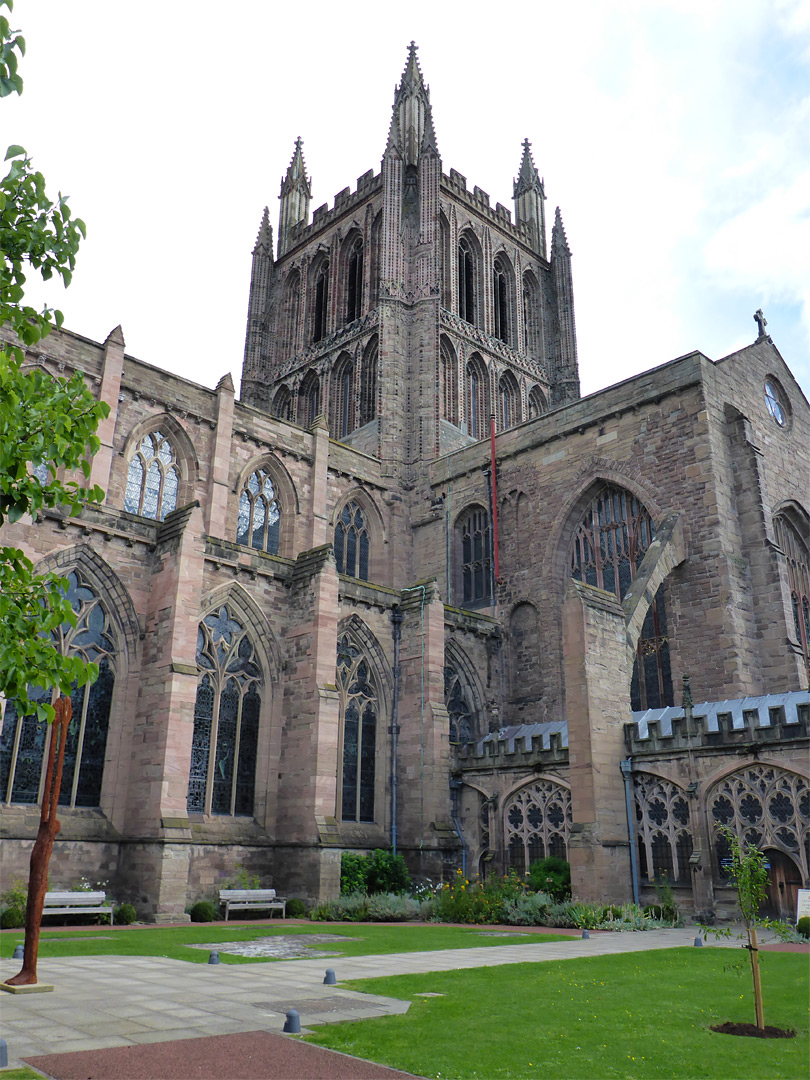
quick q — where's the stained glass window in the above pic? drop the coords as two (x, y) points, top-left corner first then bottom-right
(187, 607), (262, 817)
(774, 515), (810, 655)
(124, 431), (179, 520)
(337, 634), (378, 822)
(236, 468), (280, 555)
(0, 573), (116, 808)
(570, 484), (673, 710)
(459, 506), (491, 605)
(334, 501), (370, 580)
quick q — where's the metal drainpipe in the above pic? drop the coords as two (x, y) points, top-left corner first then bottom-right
(450, 777), (467, 879)
(620, 757), (640, 905)
(390, 606), (403, 856)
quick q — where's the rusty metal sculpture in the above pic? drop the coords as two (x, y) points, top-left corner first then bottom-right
(5, 696), (72, 986)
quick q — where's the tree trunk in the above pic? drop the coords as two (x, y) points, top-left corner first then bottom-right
(748, 924), (765, 1030)
(5, 697), (71, 987)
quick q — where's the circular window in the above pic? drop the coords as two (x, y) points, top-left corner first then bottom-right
(764, 379), (787, 427)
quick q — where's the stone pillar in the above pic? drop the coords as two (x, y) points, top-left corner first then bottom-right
(308, 415), (330, 548)
(563, 579), (633, 904)
(90, 326), (125, 494)
(205, 373), (235, 538)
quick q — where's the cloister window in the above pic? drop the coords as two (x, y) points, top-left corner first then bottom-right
(187, 607), (261, 817)
(236, 468), (280, 554)
(331, 354), (355, 438)
(335, 500), (370, 580)
(633, 774), (692, 882)
(774, 514), (810, 654)
(440, 337), (458, 424)
(345, 237), (364, 323)
(0, 572), (115, 807)
(444, 665), (475, 744)
(124, 431), (179, 520)
(458, 235), (477, 325)
(458, 505), (491, 605)
(570, 484), (673, 710)
(360, 338), (378, 425)
(504, 779), (571, 875)
(298, 370), (320, 427)
(465, 356), (488, 440)
(493, 257), (510, 343)
(527, 385), (546, 419)
(312, 259), (329, 342)
(337, 634), (378, 822)
(498, 371), (519, 431)
(272, 385), (292, 422)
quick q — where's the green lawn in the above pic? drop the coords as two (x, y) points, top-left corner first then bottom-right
(305, 949), (809, 1079)
(0, 923), (567, 964)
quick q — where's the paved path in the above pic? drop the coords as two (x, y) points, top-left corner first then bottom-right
(0, 927), (738, 1074)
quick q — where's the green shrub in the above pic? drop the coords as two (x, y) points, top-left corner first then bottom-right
(652, 874), (681, 924)
(189, 900), (217, 922)
(1, 905), (25, 928)
(340, 851), (368, 895)
(1, 877), (27, 911)
(114, 903), (137, 925)
(643, 904), (664, 919)
(286, 898), (307, 918)
(435, 869), (526, 925)
(501, 891), (554, 926)
(527, 857), (571, 901)
(797, 916), (809, 939)
(224, 864), (261, 890)
(340, 849), (412, 896)
(367, 892), (421, 921)
(310, 893), (369, 921)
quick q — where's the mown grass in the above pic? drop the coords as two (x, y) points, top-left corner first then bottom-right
(305, 948), (809, 1079)
(0, 922), (566, 965)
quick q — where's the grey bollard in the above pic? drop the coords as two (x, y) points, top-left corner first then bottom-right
(323, 968), (337, 985)
(581, 929), (590, 939)
(283, 1008), (301, 1033)
(208, 950), (220, 964)
(693, 935), (703, 947)
(0, 1038), (7, 1068)
(13, 943), (24, 959)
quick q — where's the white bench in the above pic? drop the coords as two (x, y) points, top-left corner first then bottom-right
(219, 888), (286, 920)
(43, 891), (114, 924)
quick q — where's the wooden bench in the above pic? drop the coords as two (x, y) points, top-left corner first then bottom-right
(219, 888), (286, 920)
(43, 891), (114, 925)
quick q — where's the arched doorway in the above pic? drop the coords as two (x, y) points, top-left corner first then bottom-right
(763, 849), (802, 922)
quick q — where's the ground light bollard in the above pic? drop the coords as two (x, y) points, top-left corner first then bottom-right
(693, 936), (703, 947)
(324, 968), (337, 985)
(0, 1037), (7, 1067)
(581, 930), (590, 939)
(208, 951), (220, 964)
(13, 945), (23, 960)
(283, 1009), (301, 1033)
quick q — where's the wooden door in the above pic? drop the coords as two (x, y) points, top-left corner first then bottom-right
(763, 849), (802, 922)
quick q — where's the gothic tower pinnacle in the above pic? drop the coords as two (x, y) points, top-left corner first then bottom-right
(385, 42), (438, 166)
(513, 139), (547, 258)
(278, 137), (312, 257)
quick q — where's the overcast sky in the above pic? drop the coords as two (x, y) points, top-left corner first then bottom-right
(6, 0), (809, 402)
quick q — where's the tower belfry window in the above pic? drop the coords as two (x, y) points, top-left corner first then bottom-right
(458, 236), (477, 326)
(346, 238), (364, 324)
(313, 259), (329, 343)
(493, 258), (510, 344)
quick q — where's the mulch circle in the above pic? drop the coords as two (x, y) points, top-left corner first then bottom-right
(710, 1021), (797, 1039)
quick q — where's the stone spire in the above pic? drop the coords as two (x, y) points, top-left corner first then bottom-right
(551, 206), (579, 405)
(243, 207), (275, 397)
(278, 137), (312, 257)
(513, 139), (547, 258)
(253, 206), (273, 256)
(551, 205), (572, 257)
(385, 42), (437, 166)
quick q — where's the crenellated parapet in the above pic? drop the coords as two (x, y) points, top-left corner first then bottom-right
(453, 721), (569, 771)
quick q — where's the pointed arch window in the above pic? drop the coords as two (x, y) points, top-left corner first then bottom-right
(236, 468), (280, 554)
(570, 484), (673, 710)
(337, 633), (378, 822)
(458, 235), (477, 325)
(346, 237), (364, 324)
(124, 431), (179, 520)
(444, 665), (475, 744)
(774, 514), (810, 655)
(440, 337), (458, 424)
(282, 271), (301, 357)
(527, 385), (546, 419)
(523, 271), (542, 359)
(331, 354), (355, 439)
(0, 572), (115, 808)
(458, 505), (491, 605)
(360, 337), (378, 425)
(334, 500), (370, 581)
(272, 385), (292, 422)
(187, 607), (262, 817)
(312, 259), (329, 343)
(493, 257), (510, 343)
(465, 356), (488, 440)
(633, 774), (692, 882)
(498, 372), (519, 431)
(504, 780), (572, 874)
(298, 370), (320, 427)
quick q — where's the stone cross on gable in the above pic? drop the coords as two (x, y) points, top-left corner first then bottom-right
(754, 308), (768, 340)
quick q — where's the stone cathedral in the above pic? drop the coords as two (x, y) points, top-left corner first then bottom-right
(1, 46), (808, 923)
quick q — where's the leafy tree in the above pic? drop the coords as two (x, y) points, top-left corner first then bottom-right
(1, 0), (108, 723)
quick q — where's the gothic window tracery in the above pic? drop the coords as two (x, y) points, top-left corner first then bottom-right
(236, 468), (280, 555)
(337, 633), (379, 822)
(504, 779), (571, 875)
(523, 271), (542, 359)
(458, 505), (491, 605)
(281, 271), (301, 357)
(440, 337), (458, 424)
(465, 355), (488, 440)
(527, 385), (546, 419)
(633, 774), (693, 882)
(570, 484), (673, 710)
(331, 353), (355, 438)
(124, 431), (179, 520)
(458, 235), (477, 326)
(312, 258), (329, 343)
(498, 371), (520, 431)
(298, 370), (320, 427)
(272, 385), (292, 422)
(186, 606), (261, 817)
(708, 765), (809, 883)
(493, 257), (511, 344)
(360, 337), (378, 425)
(444, 665), (475, 744)
(0, 572), (116, 808)
(345, 237), (364, 324)
(774, 514), (810, 654)
(334, 500), (370, 580)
